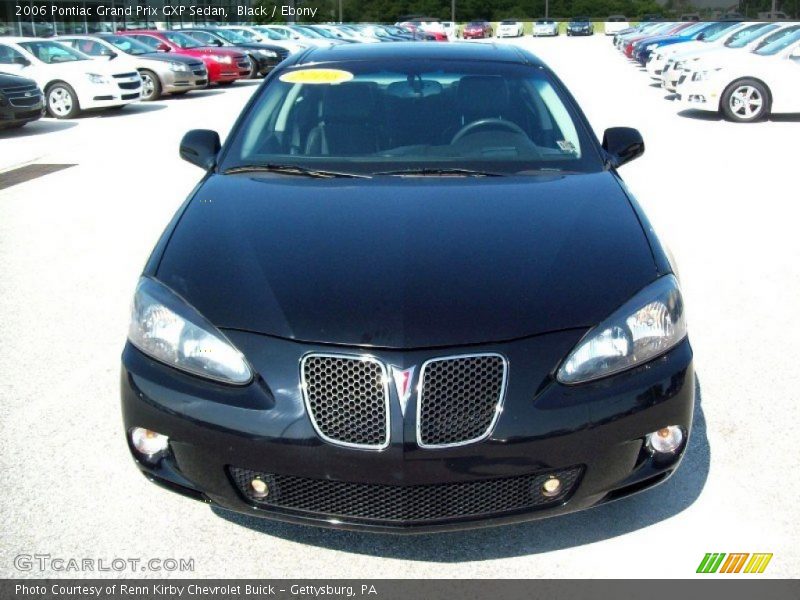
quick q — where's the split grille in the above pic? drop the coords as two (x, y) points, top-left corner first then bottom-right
(301, 352), (508, 449)
(417, 354), (507, 447)
(301, 354), (389, 449)
(229, 466), (583, 523)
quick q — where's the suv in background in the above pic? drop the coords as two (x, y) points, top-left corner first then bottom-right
(0, 71), (43, 129)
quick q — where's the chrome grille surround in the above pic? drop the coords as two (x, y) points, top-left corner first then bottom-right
(416, 353), (508, 449)
(300, 353), (390, 450)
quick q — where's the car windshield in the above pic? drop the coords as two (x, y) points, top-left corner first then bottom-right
(18, 41), (86, 63)
(309, 26), (338, 39)
(215, 29), (249, 44)
(257, 27), (289, 40)
(724, 23), (778, 48)
(163, 32), (204, 49)
(222, 60), (602, 176)
(293, 26), (324, 38)
(753, 25), (800, 55)
(701, 22), (742, 42)
(187, 31), (222, 45)
(103, 34), (151, 55)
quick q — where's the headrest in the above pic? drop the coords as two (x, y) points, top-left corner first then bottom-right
(456, 76), (509, 118)
(321, 82), (378, 122)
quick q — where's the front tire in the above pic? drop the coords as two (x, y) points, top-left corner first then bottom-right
(721, 79), (770, 123)
(139, 69), (162, 101)
(46, 82), (80, 119)
(246, 55), (259, 79)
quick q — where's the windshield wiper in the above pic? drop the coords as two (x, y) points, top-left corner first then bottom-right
(373, 167), (503, 177)
(224, 164), (371, 179)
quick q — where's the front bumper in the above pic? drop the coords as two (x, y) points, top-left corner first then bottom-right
(121, 332), (694, 533)
(161, 67), (209, 93)
(675, 78), (721, 112)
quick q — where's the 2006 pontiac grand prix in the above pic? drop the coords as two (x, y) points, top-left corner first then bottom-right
(121, 42), (693, 532)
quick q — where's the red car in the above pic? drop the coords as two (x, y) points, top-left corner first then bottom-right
(462, 21), (493, 39)
(118, 30), (249, 85)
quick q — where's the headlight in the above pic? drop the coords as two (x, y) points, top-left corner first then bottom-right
(257, 49), (277, 57)
(168, 61), (188, 72)
(211, 55), (232, 64)
(692, 68), (721, 82)
(557, 276), (687, 384)
(128, 277), (253, 385)
(86, 73), (108, 84)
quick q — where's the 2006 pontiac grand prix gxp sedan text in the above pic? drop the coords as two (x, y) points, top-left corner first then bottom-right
(121, 43), (694, 533)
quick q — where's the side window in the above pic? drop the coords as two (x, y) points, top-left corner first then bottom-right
(79, 40), (113, 56)
(0, 44), (26, 64)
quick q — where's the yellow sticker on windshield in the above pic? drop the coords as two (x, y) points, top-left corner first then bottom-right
(279, 69), (354, 85)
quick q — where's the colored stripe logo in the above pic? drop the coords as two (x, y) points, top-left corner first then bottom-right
(697, 553), (773, 574)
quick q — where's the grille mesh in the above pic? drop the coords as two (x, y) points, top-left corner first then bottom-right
(418, 354), (507, 447)
(229, 466), (582, 523)
(302, 355), (388, 448)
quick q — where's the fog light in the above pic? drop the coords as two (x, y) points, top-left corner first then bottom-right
(130, 427), (169, 458)
(647, 426), (684, 454)
(250, 478), (269, 498)
(542, 477), (562, 497)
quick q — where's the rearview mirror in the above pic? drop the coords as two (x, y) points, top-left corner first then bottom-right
(602, 127), (644, 168)
(180, 129), (221, 170)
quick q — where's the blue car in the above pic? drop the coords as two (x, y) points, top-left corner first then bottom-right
(635, 21), (744, 64)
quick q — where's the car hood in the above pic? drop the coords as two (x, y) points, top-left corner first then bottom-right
(155, 172), (658, 349)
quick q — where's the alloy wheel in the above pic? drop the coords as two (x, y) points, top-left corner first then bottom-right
(48, 87), (73, 117)
(729, 85), (763, 120)
(141, 73), (155, 100)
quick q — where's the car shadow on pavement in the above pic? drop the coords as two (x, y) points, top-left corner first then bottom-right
(165, 90), (225, 100)
(213, 376), (709, 561)
(90, 103), (168, 119)
(0, 120), (77, 138)
(679, 109), (800, 123)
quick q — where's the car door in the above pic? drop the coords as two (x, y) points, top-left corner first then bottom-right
(767, 44), (800, 113)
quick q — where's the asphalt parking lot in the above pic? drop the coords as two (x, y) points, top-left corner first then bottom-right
(1, 34), (798, 578)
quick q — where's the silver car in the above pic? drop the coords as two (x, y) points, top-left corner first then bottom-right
(57, 34), (208, 101)
(533, 20), (559, 37)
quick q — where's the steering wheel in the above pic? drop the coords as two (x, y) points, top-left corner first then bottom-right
(451, 118), (527, 144)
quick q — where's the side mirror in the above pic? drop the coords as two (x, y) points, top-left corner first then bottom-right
(156, 42), (171, 52)
(180, 129), (221, 170)
(107, 51), (118, 60)
(13, 56), (31, 67)
(791, 46), (800, 58)
(696, 32), (706, 41)
(602, 127), (644, 168)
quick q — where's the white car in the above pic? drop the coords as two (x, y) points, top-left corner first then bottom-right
(646, 21), (755, 81)
(497, 20), (524, 38)
(225, 26), (307, 54)
(441, 21), (458, 40)
(604, 16), (629, 35)
(0, 37), (141, 118)
(533, 20), (559, 37)
(676, 26), (800, 122)
(660, 22), (789, 92)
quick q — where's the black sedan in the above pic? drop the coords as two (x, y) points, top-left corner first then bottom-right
(0, 72), (44, 130)
(122, 43), (693, 532)
(180, 27), (288, 78)
(567, 18), (595, 36)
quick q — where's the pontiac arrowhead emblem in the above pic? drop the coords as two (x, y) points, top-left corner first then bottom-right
(390, 366), (416, 417)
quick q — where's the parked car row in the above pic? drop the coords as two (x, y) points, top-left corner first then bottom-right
(0, 21), (455, 127)
(614, 20), (800, 122)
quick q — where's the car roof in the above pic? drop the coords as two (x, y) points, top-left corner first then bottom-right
(298, 41), (540, 66)
(0, 36), (51, 44)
